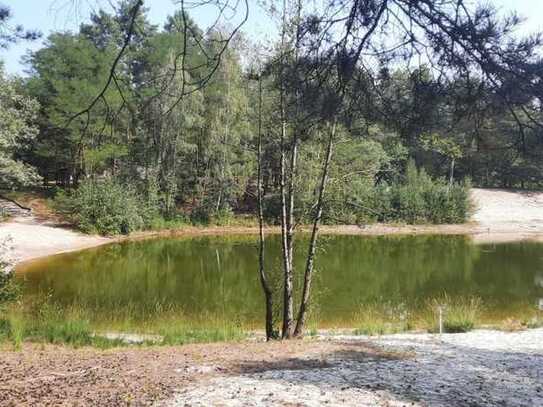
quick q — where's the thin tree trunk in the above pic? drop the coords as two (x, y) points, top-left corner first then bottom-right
(294, 120), (336, 337)
(449, 158), (455, 188)
(256, 73), (275, 340)
(286, 136), (298, 295)
(279, 0), (294, 339)
(280, 118), (294, 338)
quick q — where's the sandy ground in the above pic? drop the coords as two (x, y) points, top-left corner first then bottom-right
(0, 216), (109, 266)
(469, 188), (543, 242)
(2, 187), (543, 268)
(471, 188), (543, 228)
(165, 329), (543, 407)
(1, 329), (542, 406)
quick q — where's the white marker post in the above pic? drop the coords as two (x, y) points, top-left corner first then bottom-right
(438, 305), (444, 336)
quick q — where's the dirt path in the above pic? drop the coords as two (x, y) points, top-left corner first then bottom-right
(1, 329), (542, 406)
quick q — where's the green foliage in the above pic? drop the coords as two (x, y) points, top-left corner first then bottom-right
(420, 133), (463, 160)
(388, 161), (471, 224)
(0, 65), (41, 189)
(0, 302), (125, 348)
(0, 292), (245, 348)
(18, 4), (483, 229)
(0, 272), (19, 306)
(146, 215), (190, 231)
(0, 260), (19, 310)
(0, 314), (25, 349)
(323, 160), (471, 225)
(55, 178), (156, 235)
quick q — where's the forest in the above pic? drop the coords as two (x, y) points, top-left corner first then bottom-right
(1, 0), (541, 237)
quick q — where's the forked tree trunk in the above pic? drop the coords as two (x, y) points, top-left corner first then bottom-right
(256, 73), (275, 340)
(283, 0), (302, 338)
(294, 120), (336, 337)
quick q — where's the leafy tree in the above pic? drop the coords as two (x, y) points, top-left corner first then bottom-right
(420, 133), (464, 186)
(0, 65), (41, 188)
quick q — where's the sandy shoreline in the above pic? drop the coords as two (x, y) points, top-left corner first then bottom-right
(2, 188), (543, 268)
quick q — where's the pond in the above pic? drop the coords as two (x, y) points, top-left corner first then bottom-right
(16, 234), (543, 330)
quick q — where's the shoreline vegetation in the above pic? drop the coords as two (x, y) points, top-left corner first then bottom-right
(7, 216), (543, 268)
(1, 291), (542, 349)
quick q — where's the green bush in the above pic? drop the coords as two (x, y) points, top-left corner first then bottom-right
(210, 206), (236, 226)
(325, 161), (471, 225)
(55, 178), (157, 235)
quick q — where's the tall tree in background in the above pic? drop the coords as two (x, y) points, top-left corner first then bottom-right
(0, 65), (40, 188)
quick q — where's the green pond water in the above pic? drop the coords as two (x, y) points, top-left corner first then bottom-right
(16, 234), (543, 328)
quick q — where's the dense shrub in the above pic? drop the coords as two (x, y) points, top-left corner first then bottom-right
(388, 161), (471, 224)
(55, 178), (157, 235)
(324, 161), (471, 225)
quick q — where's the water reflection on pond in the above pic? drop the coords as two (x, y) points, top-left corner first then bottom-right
(16, 235), (543, 328)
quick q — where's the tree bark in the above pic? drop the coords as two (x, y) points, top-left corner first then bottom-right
(294, 119), (336, 337)
(256, 73), (275, 340)
(279, 0), (294, 339)
(280, 117), (294, 338)
(285, 135), (298, 318)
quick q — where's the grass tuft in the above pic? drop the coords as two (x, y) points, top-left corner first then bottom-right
(424, 295), (482, 333)
(160, 325), (245, 346)
(353, 301), (411, 336)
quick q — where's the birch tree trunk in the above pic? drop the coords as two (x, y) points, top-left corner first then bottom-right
(294, 119), (336, 337)
(284, 0), (302, 338)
